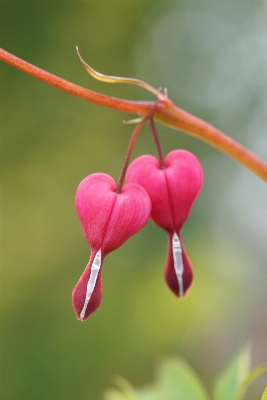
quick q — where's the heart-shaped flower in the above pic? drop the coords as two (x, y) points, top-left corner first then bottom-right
(126, 150), (203, 297)
(72, 173), (151, 321)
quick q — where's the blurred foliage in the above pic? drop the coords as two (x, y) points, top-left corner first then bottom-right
(1, 1), (267, 400)
(262, 386), (267, 400)
(104, 346), (267, 400)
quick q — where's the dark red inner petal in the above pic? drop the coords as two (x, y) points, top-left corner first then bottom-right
(72, 250), (103, 321)
(164, 232), (193, 297)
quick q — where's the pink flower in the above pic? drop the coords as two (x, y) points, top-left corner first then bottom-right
(72, 173), (151, 321)
(126, 150), (203, 298)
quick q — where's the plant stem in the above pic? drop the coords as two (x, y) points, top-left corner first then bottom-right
(115, 116), (149, 194)
(155, 104), (267, 182)
(149, 108), (165, 169)
(0, 48), (150, 114)
(1, 48), (267, 182)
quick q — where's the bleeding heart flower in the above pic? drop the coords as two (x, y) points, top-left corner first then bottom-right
(126, 149), (203, 298)
(72, 172), (151, 321)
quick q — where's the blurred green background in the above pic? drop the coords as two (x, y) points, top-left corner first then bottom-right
(1, 1), (267, 399)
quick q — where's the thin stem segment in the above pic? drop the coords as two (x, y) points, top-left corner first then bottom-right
(150, 101), (166, 169)
(1, 47), (267, 182)
(76, 47), (165, 100)
(116, 116), (149, 194)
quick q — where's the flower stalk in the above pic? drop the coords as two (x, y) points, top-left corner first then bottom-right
(1, 47), (266, 182)
(116, 116), (149, 194)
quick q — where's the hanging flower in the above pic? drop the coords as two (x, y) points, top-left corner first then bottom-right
(126, 149), (203, 297)
(72, 172), (151, 321)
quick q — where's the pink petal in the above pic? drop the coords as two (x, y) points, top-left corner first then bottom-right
(126, 150), (203, 232)
(102, 182), (151, 254)
(126, 154), (173, 230)
(75, 173), (117, 253)
(75, 173), (151, 255)
(165, 150), (203, 229)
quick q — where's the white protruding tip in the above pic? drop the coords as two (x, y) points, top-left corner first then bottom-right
(80, 249), (101, 320)
(172, 232), (184, 297)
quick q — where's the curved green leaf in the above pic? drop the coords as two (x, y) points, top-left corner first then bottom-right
(261, 386), (267, 400)
(234, 364), (267, 400)
(137, 357), (210, 400)
(103, 376), (141, 400)
(214, 346), (250, 400)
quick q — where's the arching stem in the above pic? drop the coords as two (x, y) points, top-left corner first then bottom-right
(1, 47), (266, 182)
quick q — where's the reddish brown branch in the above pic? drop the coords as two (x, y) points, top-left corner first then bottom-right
(0, 48), (151, 114)
(1, 47), (267, 182)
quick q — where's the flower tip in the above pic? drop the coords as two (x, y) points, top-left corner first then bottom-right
(72, 251), (103, 321)
(165, 233), (194, 298)
(72, 282), (102, 321)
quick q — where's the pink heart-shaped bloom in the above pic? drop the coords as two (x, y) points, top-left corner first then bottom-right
(72, 173), (151, 321)
(126, 150), (203, 297)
